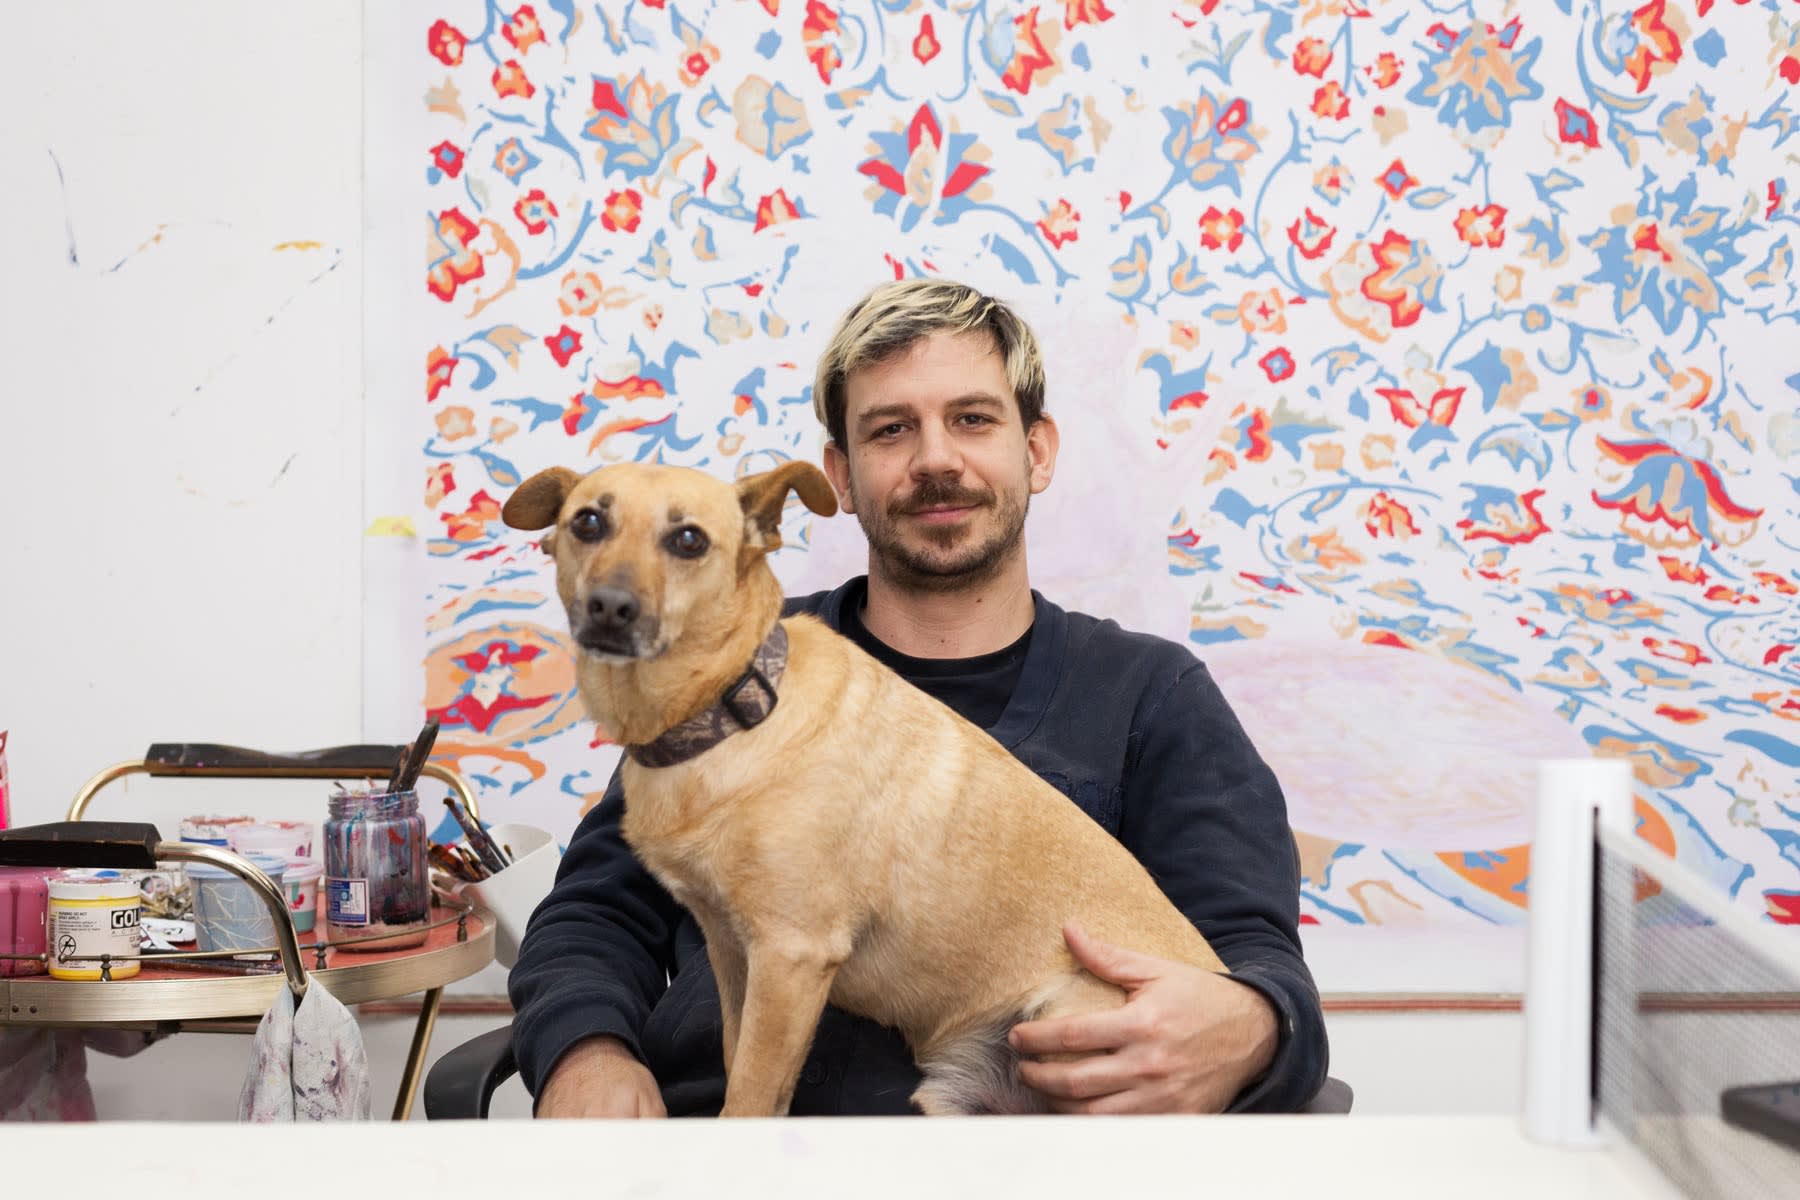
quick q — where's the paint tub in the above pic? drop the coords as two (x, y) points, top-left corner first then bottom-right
(230, 820), (315, 860)
(48, 870), (143, 980)
(282, 857), (322, 934)
(187, 854), (288, 954)
(0, 866), (55, 978)
(179, 814), (255, 846)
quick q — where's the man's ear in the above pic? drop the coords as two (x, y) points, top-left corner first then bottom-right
(736, 459), (838, 570)
(502, 467), (581, 530)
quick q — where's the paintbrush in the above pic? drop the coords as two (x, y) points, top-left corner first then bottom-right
(443, 795), (508, 873)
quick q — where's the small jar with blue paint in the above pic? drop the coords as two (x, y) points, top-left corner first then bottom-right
(323, 788), (430, 950)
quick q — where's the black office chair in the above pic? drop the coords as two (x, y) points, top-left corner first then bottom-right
(422, 1024), (1354, 1117)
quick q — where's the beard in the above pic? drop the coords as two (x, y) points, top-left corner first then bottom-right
(850, 471), (1030, 594)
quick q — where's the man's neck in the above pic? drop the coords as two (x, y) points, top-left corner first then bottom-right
(860, 556), (1036, 659)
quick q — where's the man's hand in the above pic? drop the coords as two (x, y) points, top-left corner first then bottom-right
(536, 1035), (668, 1119)
(1009, 922), (1279, 1114)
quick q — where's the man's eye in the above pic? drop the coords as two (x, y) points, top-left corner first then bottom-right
(569, 510), (609, 543)
(958, 414), (994, 427)
(665, 526), (710, 559)
(872, 423), (906, 440)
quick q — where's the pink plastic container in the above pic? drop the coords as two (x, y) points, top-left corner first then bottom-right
(0, 866), (54, 978)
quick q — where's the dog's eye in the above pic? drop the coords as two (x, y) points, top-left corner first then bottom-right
(665, 526), (709, 559)
(568, 510), (609, 543)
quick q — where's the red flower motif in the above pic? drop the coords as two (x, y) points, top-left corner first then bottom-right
(502, 5), (544, 53)
(1258, 347), (1296, 382)
(1378, 385), (1463, 429)
(1554, 98), (1599, 147)
(754, 188), (802, 231)
(545, 324), (583, 368)
(1377, 159), (1418, 199)
(1365, 492), (1420, 539)
(1037, 198), (1080, 248)
(1360, 230), (1434, 330)
(1624, 0), (1682, 93)
(1454, 203), (1507, 248)
(1286, 207), (1336, 259)
(514, 188), (558, 235)
(803, 1), (842, 83)
(1062, 0), (1114, 27)
(430, 140), (465, 179)
(493, 60), (535, 100)
(914, 13), (941, 63)
(427, 208), (485, 302)
(428, 19), (467, 66)
(1456, 488), (1549, 545)
(1311, 81), (1350, 120)
(1000, 8), (1057, 94)
(1367, 52), (1402, 88)
(1199, 205), (1246, 251)
(1293, 36), (1333, 77)
(603, 189), (643, 233)
(426, 346), (458, 401)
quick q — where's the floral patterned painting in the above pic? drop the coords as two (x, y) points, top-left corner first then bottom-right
(387, 0), (1800, 933)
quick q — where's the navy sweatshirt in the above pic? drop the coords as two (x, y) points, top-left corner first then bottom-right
(507, 579), (1328, 1114)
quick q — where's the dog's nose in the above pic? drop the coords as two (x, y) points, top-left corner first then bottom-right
(586, 586), (640, 631)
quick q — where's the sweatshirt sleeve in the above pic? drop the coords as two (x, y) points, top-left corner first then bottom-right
(506, 766), (683, 1100)
(1116, 660), (1329, 1113)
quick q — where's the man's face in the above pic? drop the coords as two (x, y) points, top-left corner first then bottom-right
(823, 329), (1056, 593)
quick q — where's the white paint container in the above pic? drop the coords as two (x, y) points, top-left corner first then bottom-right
(48, 870), (143, 980)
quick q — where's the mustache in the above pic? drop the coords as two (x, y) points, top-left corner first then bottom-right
(889, 479), (994, 517)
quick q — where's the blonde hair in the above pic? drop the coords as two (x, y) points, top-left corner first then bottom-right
(813, 279), (1046, 449)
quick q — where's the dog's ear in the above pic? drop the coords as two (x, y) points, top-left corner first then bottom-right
(736, 460), (838, 568)
(502, 467), (581, 531)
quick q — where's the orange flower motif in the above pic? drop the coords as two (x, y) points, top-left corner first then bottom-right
(502, 5), (544, 53)
(426, 346), (458, 401)
(678, 40), (720, 86)
(425, 463), (456, 509)
(513, 188), (558, 235)
(1292, 36), (1333, 77)
(603, 189), (644, 233)
(1367, 51), (1402, 88)
(1454, 203), (1507, 247)
(442, 490), (503, 543)
(1309, 82), (1347, 120)
(1378, 385), (1463, 429)
(1037, 198), (1080, 248)
(427, 209), (485, 302)
(1754, 571), (1798, 595)
(913, 13), (941, 63)
(1237, 288), (1287, 334)
(1361, 230), (1436, 330)
(493, 60), (535, 100)
(1702, 584), (1759, 606)
(1643, 636), (1710, 666)
(436, 405), (477, 441)
(559, 270), (604, 317)
(1286, 206), (1336, 259)
(1062, 0), (1114, 27)
(802, 1), (842, 83)
(1656, 556), (1707, 585)
(1364, 491), (1420, 539)
(1199, 205), (1246, 251)
(1000, 8), (1059, 94)
(1376, 158), (1418, 200)
(754, 188), (802, 231)
(1624, 0), (1683, 94)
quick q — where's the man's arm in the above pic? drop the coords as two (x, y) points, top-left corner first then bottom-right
(507, 766), (683, 1112)
(1119, 660), (1328, 1111)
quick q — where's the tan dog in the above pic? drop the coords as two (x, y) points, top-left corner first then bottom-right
(502, 459), (1224, 1117)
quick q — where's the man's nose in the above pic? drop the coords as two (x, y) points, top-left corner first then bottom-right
(585, 586), (641, 631)
(910, 421), (963, 478)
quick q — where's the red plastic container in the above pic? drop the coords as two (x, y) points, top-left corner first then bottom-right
(0, 866), (54, 978)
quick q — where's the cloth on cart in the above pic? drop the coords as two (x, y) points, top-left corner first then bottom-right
(238, 983), (371, 1121)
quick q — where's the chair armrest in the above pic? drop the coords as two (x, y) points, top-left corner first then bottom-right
(423, 1022), (519, 1119)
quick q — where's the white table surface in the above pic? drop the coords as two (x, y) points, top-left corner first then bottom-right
(1, 1115), (1696, 1198)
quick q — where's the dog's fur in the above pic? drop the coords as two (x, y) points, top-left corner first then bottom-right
(503, 460), (1225, 1117)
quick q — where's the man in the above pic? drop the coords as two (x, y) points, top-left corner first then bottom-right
(510, 279), (1328, 1116)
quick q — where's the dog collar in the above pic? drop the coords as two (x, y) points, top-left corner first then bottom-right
(623, 622), (788, 769)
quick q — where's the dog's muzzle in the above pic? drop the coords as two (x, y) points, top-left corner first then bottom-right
(574, 586), (657, 658)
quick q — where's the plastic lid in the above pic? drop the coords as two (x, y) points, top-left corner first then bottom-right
(183, 853), (288, 881)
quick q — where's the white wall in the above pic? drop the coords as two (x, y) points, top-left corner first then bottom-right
(0, 1), (1525, 1122)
